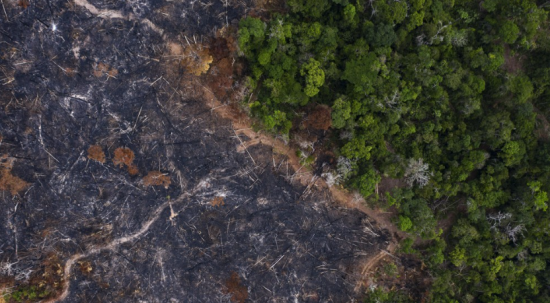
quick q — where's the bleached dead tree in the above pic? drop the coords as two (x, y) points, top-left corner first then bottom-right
(339, 131), (353, 140)
(430, 21), (451, 44)
(486, 212), (525, 243)
(487, 212), (512, 230)
(404, 158), (432, 188)
(450, 30), (468, 47)
(321, 157), (354, 187)
(384, 89), (400, 108)
(321, 171), (338, 187)
(268, 19), (285, 40)
(416, 21), (451, 46)
(505, 224), (526, 244)
(336, 157), (353, 182)
(0, 261), (33, 281)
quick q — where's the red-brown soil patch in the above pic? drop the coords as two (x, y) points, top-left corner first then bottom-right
(93, 62), (118, 78)
(210, 196), (225, 207)
(224, 272), (248, 303)
(112, 147), (139, 175)
(0, 154), (29, 195)
(87, 145), (106, 163)
(304, 105), (332, 130)
(143, 171), (171, 188)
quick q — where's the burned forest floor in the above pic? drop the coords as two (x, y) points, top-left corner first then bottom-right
(0, 0), (398, 302)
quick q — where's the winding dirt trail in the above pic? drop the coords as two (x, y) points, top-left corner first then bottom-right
(197, 80), (404, 263)
(73, 0), (163, 34)
(46, 193), (190, 303)
(199, 84), (407, 292)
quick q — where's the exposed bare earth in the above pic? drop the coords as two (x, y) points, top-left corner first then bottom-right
(200, 66), (404, 292)
(202, 79), (402, 242)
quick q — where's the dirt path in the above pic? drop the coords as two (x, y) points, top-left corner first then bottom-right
(360, 244), (396, 276)
(73, 0), (163, 34)
(197, 79), (403, 260)
(46, 192), (192, 303)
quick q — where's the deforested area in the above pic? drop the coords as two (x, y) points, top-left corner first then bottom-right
(0, 0), (392, 302)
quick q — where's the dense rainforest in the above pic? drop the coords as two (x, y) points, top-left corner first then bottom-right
(237, 0), (550, 302)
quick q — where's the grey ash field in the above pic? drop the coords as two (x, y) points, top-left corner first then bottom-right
(0, 0), (389, 302)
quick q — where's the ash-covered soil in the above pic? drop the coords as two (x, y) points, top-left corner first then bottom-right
(0, 0), (389, 302)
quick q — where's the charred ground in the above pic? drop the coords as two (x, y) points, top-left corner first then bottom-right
(0, 0), (390, 302)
